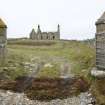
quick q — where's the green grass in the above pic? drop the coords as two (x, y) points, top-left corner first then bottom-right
(37, 64), (60, 78)
(0, 40), (95, 80)
(91, 79), (105, 105)
(3, 39), (105, 104)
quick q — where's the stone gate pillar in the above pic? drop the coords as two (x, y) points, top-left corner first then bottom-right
(0, 18), (7, 66)
(91, 12), (105, 77)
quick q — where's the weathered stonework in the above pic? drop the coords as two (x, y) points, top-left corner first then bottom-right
(0, 19), (7, 65)
(95, 12), (105, 70)
(91, 12), (105, 78)
(29, 25), (60, 40)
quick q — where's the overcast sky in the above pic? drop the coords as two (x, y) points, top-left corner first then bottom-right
(0, 0), (105, 40)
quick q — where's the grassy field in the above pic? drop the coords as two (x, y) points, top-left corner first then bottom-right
(4, 39), (105, 103)
(0, 39), (95, 80)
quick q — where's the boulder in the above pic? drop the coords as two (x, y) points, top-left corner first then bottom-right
(91, 68), (105, 78)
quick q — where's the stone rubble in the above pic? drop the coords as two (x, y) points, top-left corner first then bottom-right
(0, 90), (96, 105)
(91, 68), (105, 78)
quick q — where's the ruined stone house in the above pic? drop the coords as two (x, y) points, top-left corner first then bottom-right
(29, 24), (60, 40)
(0, 18), (7, 65)
(95, 12), (105, 70)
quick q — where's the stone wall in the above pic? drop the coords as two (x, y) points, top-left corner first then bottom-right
(0, 44), (6, 65)
(96, 24), (105, 33)
(96, 12), (105, 70)
(96, 33), (105, 69)
(0, 19), (7, 66)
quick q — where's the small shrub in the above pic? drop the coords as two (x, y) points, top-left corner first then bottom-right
(91, 79), (105, 105)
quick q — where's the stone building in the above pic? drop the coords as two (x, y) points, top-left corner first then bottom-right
(29, 25), (60, 40)
(0, 18), (7, 65)
(95, 12), (105, 70)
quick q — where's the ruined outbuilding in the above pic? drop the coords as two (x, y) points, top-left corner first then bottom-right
(29, 25), (60, 40)
(0, 18), (7, 65)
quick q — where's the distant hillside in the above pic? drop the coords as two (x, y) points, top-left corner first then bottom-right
(7, 38), (95, 46)
(82, 38), (95, 47)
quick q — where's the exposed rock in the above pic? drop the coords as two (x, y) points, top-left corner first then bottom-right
(91, 68), (105, 78)
(0, 90), (96, 105)
(80, 92), (96, 105)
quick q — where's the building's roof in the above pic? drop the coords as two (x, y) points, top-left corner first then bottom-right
(96, 12), (105, 25)
(99, 12), (105, 20)
(0, 18), (7, 28)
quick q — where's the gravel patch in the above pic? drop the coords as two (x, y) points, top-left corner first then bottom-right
(0, 90), (96, 105)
